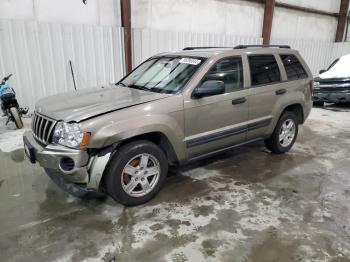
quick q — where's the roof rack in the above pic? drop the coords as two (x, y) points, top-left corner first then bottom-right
(182, 47), (230, 50)
(233, 44), (291, 49)
(182, 45), (291, 51)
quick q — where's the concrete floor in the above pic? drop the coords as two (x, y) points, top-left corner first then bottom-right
(0, 105), (350, 262)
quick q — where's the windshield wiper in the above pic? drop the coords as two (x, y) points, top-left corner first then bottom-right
(127, 84), (157, 92)
(118, 82), (160, 93)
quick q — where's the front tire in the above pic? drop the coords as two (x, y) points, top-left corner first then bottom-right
(104, 140), (168, 206)
(265, 111), (298, 154)
(9, 107), (23, 129)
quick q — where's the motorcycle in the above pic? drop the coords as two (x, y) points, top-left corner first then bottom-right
(0, 74), (28, 129)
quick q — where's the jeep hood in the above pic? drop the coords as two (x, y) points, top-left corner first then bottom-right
(35, 85), (171, 122)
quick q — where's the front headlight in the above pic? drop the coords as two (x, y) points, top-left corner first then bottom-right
(314, 81), (320, 89)
(53, 122), (89, 149)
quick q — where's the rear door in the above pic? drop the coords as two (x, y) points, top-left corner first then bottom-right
(246, 54), (285, 140)
(279, 53), (312, 115)
(184, 56), (249, 158)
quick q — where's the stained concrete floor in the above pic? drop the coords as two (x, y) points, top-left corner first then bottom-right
(0, 105), (350, 262)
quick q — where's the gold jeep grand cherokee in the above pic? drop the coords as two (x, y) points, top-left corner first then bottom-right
(23, 45), (313, 206)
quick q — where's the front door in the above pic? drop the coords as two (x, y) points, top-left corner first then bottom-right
(184, 56), (249, 158)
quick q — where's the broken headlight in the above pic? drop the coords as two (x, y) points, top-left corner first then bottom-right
(53, 122), (84, 149)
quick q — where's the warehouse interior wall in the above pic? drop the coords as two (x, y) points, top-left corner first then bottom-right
(131, 0), (264, 37)
(0, 0), (121, 26)
(1, 0), (343, 42)
(1, 0), (350, 110)
(277, 0), (340, 13)
(131, 0), (341, 41)
(0, 0), (124, 110)
(348, 20), (350, 41)
(272, 7), (337, 41)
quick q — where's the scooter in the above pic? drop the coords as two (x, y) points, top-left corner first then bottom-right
(0, 74), (28, 129)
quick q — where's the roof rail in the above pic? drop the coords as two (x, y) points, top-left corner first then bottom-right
(182, 47), (230, 50)
(182, 45), (291, 51)
(234, 44), (291, 49)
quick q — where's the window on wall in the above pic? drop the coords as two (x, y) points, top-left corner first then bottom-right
(248, 55), (281, 86)
(205, 57), (243, 93)
(280, 54), (308, 80)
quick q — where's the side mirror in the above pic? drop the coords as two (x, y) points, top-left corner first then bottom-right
(193, 80), (225, 98)
(319, 69), (326, 74)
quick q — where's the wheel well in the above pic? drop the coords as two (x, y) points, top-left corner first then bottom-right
(283, 104), (304, 124)
(117, 132), (179, 165)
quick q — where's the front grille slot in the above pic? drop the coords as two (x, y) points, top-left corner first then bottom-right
(32, 112), (56, 145)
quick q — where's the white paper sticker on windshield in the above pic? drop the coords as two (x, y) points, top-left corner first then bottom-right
(179, 58), (201, 65)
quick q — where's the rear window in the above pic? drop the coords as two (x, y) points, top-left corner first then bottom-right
(248, 55), (281, 86)
(280, 54), (308, 80)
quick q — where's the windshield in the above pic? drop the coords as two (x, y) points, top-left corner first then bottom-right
(119, 56), (206, 94)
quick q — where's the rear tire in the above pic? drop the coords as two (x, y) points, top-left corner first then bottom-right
(104, 140), (168, 206)
(9, 107), (23, 129)
(265, 111), (298, 154)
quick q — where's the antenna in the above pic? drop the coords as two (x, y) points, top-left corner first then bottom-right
(69, 60), (77, 92)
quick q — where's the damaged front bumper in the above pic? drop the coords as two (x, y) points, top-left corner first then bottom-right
(313, 91), (350, 103)
(23, 131), (112, 192)
(313, 85), (350, 103)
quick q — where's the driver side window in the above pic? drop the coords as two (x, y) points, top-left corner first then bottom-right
(206, 56), (244, 93)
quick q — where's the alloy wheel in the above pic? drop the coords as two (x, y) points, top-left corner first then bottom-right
(121, 153), (160, 197)
(279, 119), (296, 147)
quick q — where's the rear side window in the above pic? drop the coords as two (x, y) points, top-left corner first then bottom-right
(280, 54), (308, 80)
(248, 55), (281, 86)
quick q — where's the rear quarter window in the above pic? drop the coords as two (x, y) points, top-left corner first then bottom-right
(248, 55), (281, 86)
(280, 54), (308, 80)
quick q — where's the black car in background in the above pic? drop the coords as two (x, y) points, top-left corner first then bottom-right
(313, 54), (350, 106)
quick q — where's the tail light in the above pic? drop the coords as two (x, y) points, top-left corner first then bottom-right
(309, 80), (314, 95)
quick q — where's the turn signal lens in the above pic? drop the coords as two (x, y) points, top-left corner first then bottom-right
(80, 132), (91, 149)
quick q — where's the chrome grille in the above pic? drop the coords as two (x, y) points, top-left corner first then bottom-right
(32, 112), (56, 144)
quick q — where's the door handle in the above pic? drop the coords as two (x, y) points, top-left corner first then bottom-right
(275, 89), (287, 95)
(232, 97), (247, 105)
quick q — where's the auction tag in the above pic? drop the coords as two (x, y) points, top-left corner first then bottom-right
(179, 58), (201, 65)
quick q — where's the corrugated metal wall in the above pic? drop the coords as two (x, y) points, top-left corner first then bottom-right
(331, 42), (350, 61)
(2, 21), (350, 112)
(132, 28), (350, 76)
(132, 28), (263, 66)
(0, 19), (125, 110)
